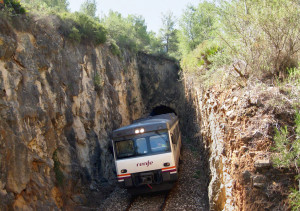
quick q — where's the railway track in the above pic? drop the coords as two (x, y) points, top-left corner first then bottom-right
(125, 191), (170, 211)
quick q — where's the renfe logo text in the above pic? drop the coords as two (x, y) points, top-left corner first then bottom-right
(137, 160), (153, 167)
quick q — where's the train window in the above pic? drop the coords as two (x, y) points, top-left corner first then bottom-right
(135, 138), (148, 155)
(115, 140), (135, 159)
(149, 134), (170, 153)
(114, 131), (171, 159)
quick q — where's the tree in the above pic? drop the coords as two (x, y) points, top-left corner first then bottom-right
(148, 31), (164, 54)
(101, 11), (153, 52)
(102, 11), (136, 51)
(80, 0), (97, 18)
(159, 11), (178, 53)
(21, 0), (69, 11)
(178, 2), (218, 55)
(128, 14), (150, 50)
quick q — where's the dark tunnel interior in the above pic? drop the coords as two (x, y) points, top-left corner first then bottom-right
(149, 105), (177, 116)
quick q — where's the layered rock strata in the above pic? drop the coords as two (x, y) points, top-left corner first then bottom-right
(0, 16), (184, 210)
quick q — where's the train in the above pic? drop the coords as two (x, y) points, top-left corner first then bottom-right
(112, 113), (182, 194)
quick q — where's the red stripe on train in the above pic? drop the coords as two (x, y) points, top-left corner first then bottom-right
(162, 169), (177, 173)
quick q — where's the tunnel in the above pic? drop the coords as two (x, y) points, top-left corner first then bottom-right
(149, 105), (177, 116)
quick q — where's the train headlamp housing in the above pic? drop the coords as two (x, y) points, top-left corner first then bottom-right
(121, 169), (127, 173)
(135, 128), (145, 134)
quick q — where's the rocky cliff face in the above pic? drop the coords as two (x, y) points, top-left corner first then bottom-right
(0, 16), (185, 210)
(185, 76), (295, 210)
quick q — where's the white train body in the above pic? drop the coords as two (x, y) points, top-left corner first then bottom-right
(112, 113), (181, 193)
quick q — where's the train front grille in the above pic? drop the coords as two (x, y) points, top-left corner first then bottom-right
(132, 170), (163, 187)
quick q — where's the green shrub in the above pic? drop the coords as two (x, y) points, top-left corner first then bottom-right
(68, 26), (81, 43)
(94, 73), (104, 91)
(288, 67), (300, 85)
(107, 38), (121, 57)
(0, 0), (26, 15)
(180, 40), (227, 76)
(101, 11), (155, 53)
(272, 110), (300, 210)
(21, 0), (68, 12)
(219, 0), (300, 79)
(59, 12), (107, 45)
(289, 188), (300, 211)
(275, 66), (300, 108)
(272, 111), (300, 168)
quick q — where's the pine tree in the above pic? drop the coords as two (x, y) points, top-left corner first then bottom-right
(80, 0), (97, 18)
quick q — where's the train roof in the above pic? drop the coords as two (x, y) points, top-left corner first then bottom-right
(112, 113), (178, 139)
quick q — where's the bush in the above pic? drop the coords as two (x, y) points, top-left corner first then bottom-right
(219, 0), (300, 79)
(0, 0), (26, 15)
(59, 12), (107, 45)
(21, 0), (68, 12)
(275, 66), (300, 108)
(68, 26), (81, 43)
(289, 188), (300, 211)
(272, 110), (300, 210)
(101, 11), (155, 53)
(107, 38), (121, 57)
(181, 40), (221, 73)
(93, 73), (104, 89)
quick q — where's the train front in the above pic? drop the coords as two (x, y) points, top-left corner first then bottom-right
(112, 117), (178, 193)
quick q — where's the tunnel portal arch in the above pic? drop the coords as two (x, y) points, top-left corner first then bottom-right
(149, 105), (177, 116)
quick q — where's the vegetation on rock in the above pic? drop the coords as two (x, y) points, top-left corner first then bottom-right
(21, 0), (69, 12)
(272, 110), (300, 211)
(0, 0), (26, 15)
(58, 12), (107, 45)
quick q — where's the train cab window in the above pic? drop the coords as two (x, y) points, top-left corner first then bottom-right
(135, 138), (148, 155)
(149, 134), (170, 153)
(116, 140), (135, 159)
(114, 131), (171, 159)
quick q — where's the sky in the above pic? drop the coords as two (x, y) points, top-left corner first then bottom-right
(68, 0), (201, 33)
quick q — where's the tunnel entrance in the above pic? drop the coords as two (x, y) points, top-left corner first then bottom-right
(149, 105), (177, 116)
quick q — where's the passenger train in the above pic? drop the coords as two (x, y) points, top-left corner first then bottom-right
(112, 113), (182, 193)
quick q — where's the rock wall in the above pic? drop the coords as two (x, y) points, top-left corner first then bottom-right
(185, 76), (295, 210)
(137, 53), (183, 114)
(0, 15), (183, 210)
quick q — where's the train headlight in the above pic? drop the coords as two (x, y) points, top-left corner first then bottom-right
(135, 128), (145, 134)
(121, 169), (127, 173)
(164, 162), (170, 167)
